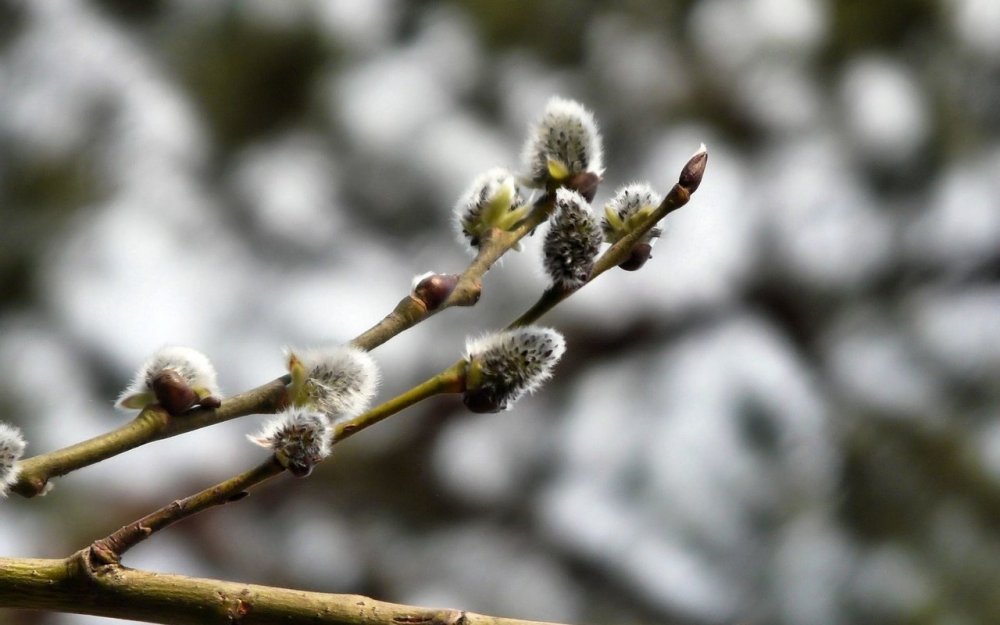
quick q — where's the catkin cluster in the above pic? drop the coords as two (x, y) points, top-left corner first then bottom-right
(2, 96), (705, 492)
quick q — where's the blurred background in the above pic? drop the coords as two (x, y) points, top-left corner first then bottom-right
(2, 0), (1000, 624)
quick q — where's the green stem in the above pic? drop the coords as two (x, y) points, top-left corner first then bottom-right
(507, 285), (573, 329)
(334, 362), (466, 443)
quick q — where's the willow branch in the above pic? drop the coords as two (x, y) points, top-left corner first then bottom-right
(11, 376), (290, 498)
(88, 362), (466, 560)
(11, 195), (557, 498)
(0, 555), (571, 625)
(72, 153), (704, 548)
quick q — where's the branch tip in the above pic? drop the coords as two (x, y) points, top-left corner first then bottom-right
(679, 143), (708, 192)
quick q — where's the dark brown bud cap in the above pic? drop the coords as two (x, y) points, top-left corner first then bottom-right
(618, 242), (653, 271)
(567, 171), (602, 203)
(152, 369), (199, 416)
(463, 389), (504, 414)
(413, 273), (461, 311)
(285, 461), (314, 478)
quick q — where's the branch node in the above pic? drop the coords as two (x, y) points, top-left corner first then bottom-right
(224, 589), (253, 623)
(454, 278), (482, 307)
(86, 541), (121, 569)
(391, 609), (468, 625)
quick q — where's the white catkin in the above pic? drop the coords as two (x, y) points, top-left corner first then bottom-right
(544, 188), (603, 288)
(286, 345), (380, 421)
(116, 345), (220, 410)
(522, 96), (604, 184)
(248, 408), (332, 476)
(464, 326), (567, 411)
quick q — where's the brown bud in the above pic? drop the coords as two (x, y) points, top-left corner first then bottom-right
(198, 395), (222, 410)
(678, 144), (708, 193)
(568, 171), (602, 203)
(618, 242), (652, 271)
(463, 389), (503, 414)
(152, 369), (198, 416)
(413, 273), (460, 310)
(285, 461), (314, 478)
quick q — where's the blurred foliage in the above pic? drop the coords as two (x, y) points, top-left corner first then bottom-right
(826, 0), (942, 57)
(0, 1), (26, 51)
(167, 14), (328, 154)
(453, 0), (597, 64)
(90, 0), (166, 25)
(0, 150), (103, 306)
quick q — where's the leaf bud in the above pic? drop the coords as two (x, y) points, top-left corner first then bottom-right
(453, 167), (530, 250)
(411, 272), (460, 311)
(522, 97), (604, 187)
(679, 143), (708, 193)
(601, 183), (664, 271)
(285, 345), (380, 422)
(116, 346), (221, 415)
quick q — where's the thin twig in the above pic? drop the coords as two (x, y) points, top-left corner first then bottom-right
(509, 167), (700, 329)
(351, 193), (556, 350)
(89, 457), (286, 563)
(11, 376), (289, 497)
(334, 362), (466, 443)
(77, 151), (705, 557)
(89, 363), (466, 560)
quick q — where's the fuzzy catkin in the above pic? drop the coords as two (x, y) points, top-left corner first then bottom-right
(0, 422), (26, 496)
(544, 188), (603, 288)
(523, 97), (604, 185)
(248, 408), (332, 477)
(463, 327), (566, 412)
